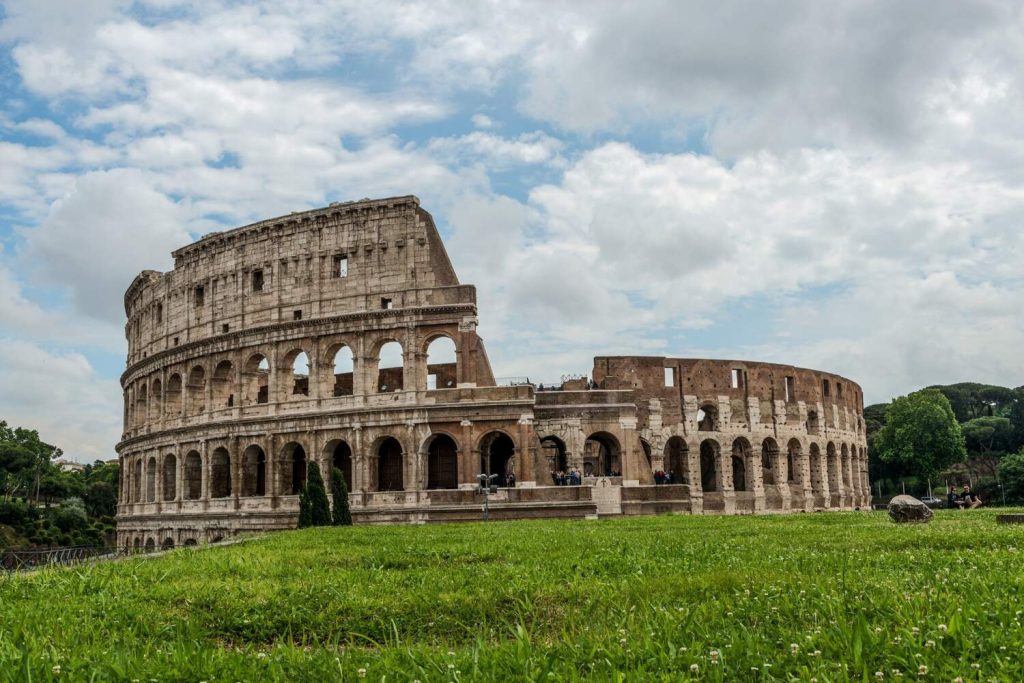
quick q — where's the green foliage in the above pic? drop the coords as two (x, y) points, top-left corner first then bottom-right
(2, 513), (1024, 680)
(997, 450), (1024, 504)
(330, 468), (352, 526)
(876, 388), (967, 479)
(928, 382), (1018, 422)
(297, 463), (331, 529)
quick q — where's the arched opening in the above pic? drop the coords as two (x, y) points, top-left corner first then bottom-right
(807, 410), (820, 435)
(161, 538), (175, 550)
(165, 374), (182, 417)
(132, 459), (142, 502)
(426, 434), (459, 489)
(184, 451), (202, 500)
(697, 403), (718, 431)
(841, 443), (851, 489)
(162, 453), (177, 501)
(212, 360), (235, 408)
(809, 443), (823, 503)
(761, 438), (780, 485)
(787, 439), (801, 483)
(426, 336), (457, 390)
(242, 354), (270, 405)
(183, 538), (198, 547)
(242, 445), (267, 496)
(377, 437), (404, 491)
(480, 432), (516, 482)
(329, 440), (353, 491)
(583, 432), (620, 477)
(186, 366), (206, 415)
(210, 447), (231, 498)
(283, 350), (310, 398)
(540, 436), (568, 478)
(133, 537), (141, 551)
(826, 442), (839, 492)
(280, 443), (307, 495)
(146, 456), (157, 502)
(640, 438), (653, 468)
(151, 378), (163, 419)
(144, 538), (155, 552)
(135, 383), (148, 427)
(731, 438), (751, 492)
(665, 436), (689, 483)
(377, 341), (404, 392)
(699, 440), (719, 491)
(330, 345), (355, 397)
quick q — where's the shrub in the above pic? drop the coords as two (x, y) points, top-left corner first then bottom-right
(998, 450), (1024, 503)
(331, 468), (352, 526)
(298, 463), (331, 528)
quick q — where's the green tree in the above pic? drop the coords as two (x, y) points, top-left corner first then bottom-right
(298, 463), (331, 528)
(875, 389), (967, 480)
(331, 468), (352, 526)
(962, 416), (1015, 478)
(997, 450), (1024, 504)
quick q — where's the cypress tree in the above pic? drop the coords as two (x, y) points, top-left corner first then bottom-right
(297, 486), (312, 528)
(304, 462), (332, 526)
(331, 467), (353, 526)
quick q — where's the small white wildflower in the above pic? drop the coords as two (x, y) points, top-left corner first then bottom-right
(357, 669), (367, 678)
(938, 624), (947, 632)
(690, 664), (699, 673)
(790, 643), (799, 654)
(875, 672), (884, 680)
(52, 666), (61, 675)
(918, 665), (928, 676)
(926, 640), (936, 647)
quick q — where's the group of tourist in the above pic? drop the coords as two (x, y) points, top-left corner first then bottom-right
(947, 484), (983, 509)
(653, 470), (676, 485)
(552, 469), (582, 486)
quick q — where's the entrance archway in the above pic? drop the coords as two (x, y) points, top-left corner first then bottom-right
(699, 439), (719, 491)
(377, 437), (404, 491)
(480, 432), (515, 482)
(426, 434), (459, 489)
(584, 432), (620, 477)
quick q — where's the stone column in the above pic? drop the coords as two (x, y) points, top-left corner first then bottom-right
(459, 419), (474, 487)
(175, 444), (184, 505)
(687, 440), (703, 514)
(155, 454), (163, 509)
(750, 446), (765, 513)
(620, 418), (639, 485)
(200, 441), (210, 509)
(516, 415), (534, 485)
(720, 446), (736, 514)
(799, 450), (814, 512)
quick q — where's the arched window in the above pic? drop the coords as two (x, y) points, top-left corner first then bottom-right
(165, 374), (182, 417)
(697, 403), (718, 431)
(212, 360), (235, 408)
(210, 448), (231, 498)
(540, 436), (568, 477)
(377, 341), (404, 392)
(151, 378), (163, 418)
(426, 336), (457, 390)
(426, 434), (459, 489)
(162, 538), (175, 550)
(281, 350), (310, 398)
(699, 440), (719, 492)
(807, 410), (820, 435)
(761, 438), (780, 486)
(480, 432), (516, 482)
(826, 442), (839, 491)
(135, 383), (148, 427)
(184, 451), (202, 500)
(330, 440), (353, 491)
(133, 459), (142, 502)
(242, 445), (267, 496)
(377, 438), (404, 491)
(162, 453), (177, 501)
(665, 436), (689, 482)
(243, 354), (270, 405)
(787, 439), (801, 483)
(146, 456), (157, 501)
(331, 346), (354, 397)
(731, 438), (751, 492)
(186, 366), (206, 415)
(583, 432), (619, 477)
(280, 443), (307, 495)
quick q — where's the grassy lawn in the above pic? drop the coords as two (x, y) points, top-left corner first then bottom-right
(2, 511), (1023, 681)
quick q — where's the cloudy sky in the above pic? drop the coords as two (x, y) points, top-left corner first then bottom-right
(1, 0), (1023, 461)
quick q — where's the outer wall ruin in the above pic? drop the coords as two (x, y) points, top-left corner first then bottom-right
(116, 195), (869, 548)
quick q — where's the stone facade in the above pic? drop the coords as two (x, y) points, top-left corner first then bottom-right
(116, 196), (869, 549)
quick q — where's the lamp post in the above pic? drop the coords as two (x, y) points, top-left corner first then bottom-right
(476, 473), (499, 521)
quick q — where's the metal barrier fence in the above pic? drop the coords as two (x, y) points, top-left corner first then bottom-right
(0, 544), (156, 572)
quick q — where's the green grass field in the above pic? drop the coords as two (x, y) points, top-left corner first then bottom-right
(2, 511), (1023, 682)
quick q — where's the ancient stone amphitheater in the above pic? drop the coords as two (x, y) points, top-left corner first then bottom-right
(117, 196), (869, 549)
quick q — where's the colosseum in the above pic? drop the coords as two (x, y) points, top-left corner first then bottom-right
(116, 195), (870, 549)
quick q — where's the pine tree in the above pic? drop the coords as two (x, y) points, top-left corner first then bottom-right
(304, 462), (332, 527)
(331, 467), (353, 526)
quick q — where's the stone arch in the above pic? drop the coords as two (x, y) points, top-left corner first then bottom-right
(212, 359), (235, 409)
(697, 402), (718, 431)
(640, 438), (653, 469)
(425, 335), (457, 390)
(584, 432), (620, 477)
(135, 382), (148, 427)
(325, 343), (355, 397)
(786, 438), (801, 483)
(162, 453), (177, 501)
(151, 378), (163, 418)
(841, 443), (851, 491)
(184, 450), (202, 500)
(242, 444), (267, 496)
(377, 340), (404, 393)
(145, 537), (155, 552)
(183, 538), (198, 547)
(376, 437), (404, 491)
(806, 409), (820, 435)
(210, 447), (231, 498)
(699, 439), (720, 492)
(133, 537), (141, 551)
(146, 456), (157, 502)
(665, 436), (689, 483)
(161, 537), (175, 550)
(325, 439), (353, 491)
(761, 437), (780, 485)
(731, 437), (751, 492)
(186, 365), (206, 415)
(280, 442), (307, 495)
(425, 433), (459, 489)
(480, 431), (516, 481)
(133, 458), (143, 503)
(280, 348), (310, 399)
(165, 373), (182, 417)
(539, 435), (568, 477)
(242, 353), (270, 405)
(826, 441), (839, 494)
(808, 442), (824, 506)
